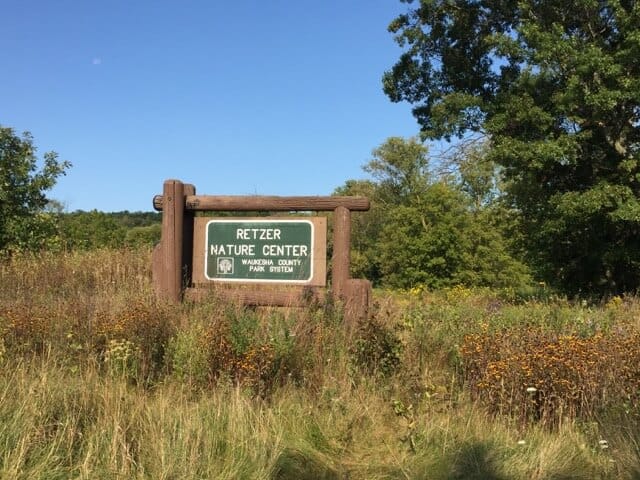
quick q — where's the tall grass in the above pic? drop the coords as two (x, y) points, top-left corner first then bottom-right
(0, 249), (639, 478)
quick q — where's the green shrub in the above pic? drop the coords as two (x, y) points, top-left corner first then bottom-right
(350, 313), (402, 378)
(168, 324), (211, 385)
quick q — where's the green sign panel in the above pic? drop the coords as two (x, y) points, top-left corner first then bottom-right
(205, 219), (314, 283)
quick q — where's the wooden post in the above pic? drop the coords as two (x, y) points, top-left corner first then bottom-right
(182, 184), (196, 290)
(345, 279), (371, 331)
(332, 206), (351, 302)
(161, 179), (185, 303)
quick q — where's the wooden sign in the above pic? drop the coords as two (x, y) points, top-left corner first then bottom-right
(153, 179), (370, 325)
(192, 217), (326, 286)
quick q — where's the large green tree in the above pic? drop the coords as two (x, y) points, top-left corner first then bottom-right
(337, 137), (530, 289)
(0, 127), (70, 252)
(384, 1), (640, 294)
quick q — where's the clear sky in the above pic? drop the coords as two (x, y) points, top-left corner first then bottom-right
(2, 0), (424, 212)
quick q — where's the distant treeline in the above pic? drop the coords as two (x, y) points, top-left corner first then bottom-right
(57, 210), (161, 250)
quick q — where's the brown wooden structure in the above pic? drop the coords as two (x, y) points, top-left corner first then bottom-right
(152, 179), (371, 323)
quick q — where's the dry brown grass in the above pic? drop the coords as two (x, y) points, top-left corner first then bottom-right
(0, 250), (639, 478)
(461, 326), (640, 427)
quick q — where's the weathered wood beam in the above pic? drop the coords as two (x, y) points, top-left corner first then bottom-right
(153, 195), (370, 212)
(184, 286), (325, 307)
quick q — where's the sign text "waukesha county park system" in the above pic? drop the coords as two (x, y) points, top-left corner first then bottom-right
(205, 219), (314, 283)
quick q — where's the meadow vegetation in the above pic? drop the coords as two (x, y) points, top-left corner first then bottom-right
(1, 248), (639, 479)
(3, 2), (639, 477)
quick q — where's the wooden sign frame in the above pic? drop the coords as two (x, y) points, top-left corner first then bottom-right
(152, 179), (371, 325)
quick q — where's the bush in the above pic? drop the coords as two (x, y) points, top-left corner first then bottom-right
(167, 324), (212, 385)
(124, 224), (161, 248)
(350, 312), (402, 378)
(93, 300), (172, 382)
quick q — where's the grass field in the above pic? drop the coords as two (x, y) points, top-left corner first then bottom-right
(0, 248), (639, 479)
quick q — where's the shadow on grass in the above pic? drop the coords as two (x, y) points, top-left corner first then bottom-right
(270, 448), (340, 480)
(271, 442), (508, 480)
(448, 441), (507, 480)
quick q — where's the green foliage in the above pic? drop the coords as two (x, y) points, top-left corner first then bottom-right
(377, 185), (470, 289)
(365, 136), (430, 204)
(167, 323), (211, 385)
(0, 126), (70, 252)
(385, 1), (640, 295)
(124, 224), (161, 248)
(59, 210), (128, 249)
(337, 137), (530, 290)
(227, 307), (260, 355)
(351, 313), (403, 377)
(59, 210), (161, 250)
(456, 207), (532, 289)
(455, 141), (502, 210)
(0, 125), (158, 254)
(109, 210), (161, 228)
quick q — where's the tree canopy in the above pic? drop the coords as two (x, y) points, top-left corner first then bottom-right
(0, 127), (70, 252)
(58, 210), (161, 250)
(336, 137), (530, 290)
(384, 0), (640, 294)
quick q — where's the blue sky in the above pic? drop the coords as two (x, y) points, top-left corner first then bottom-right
(2, 1), (424, 212)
